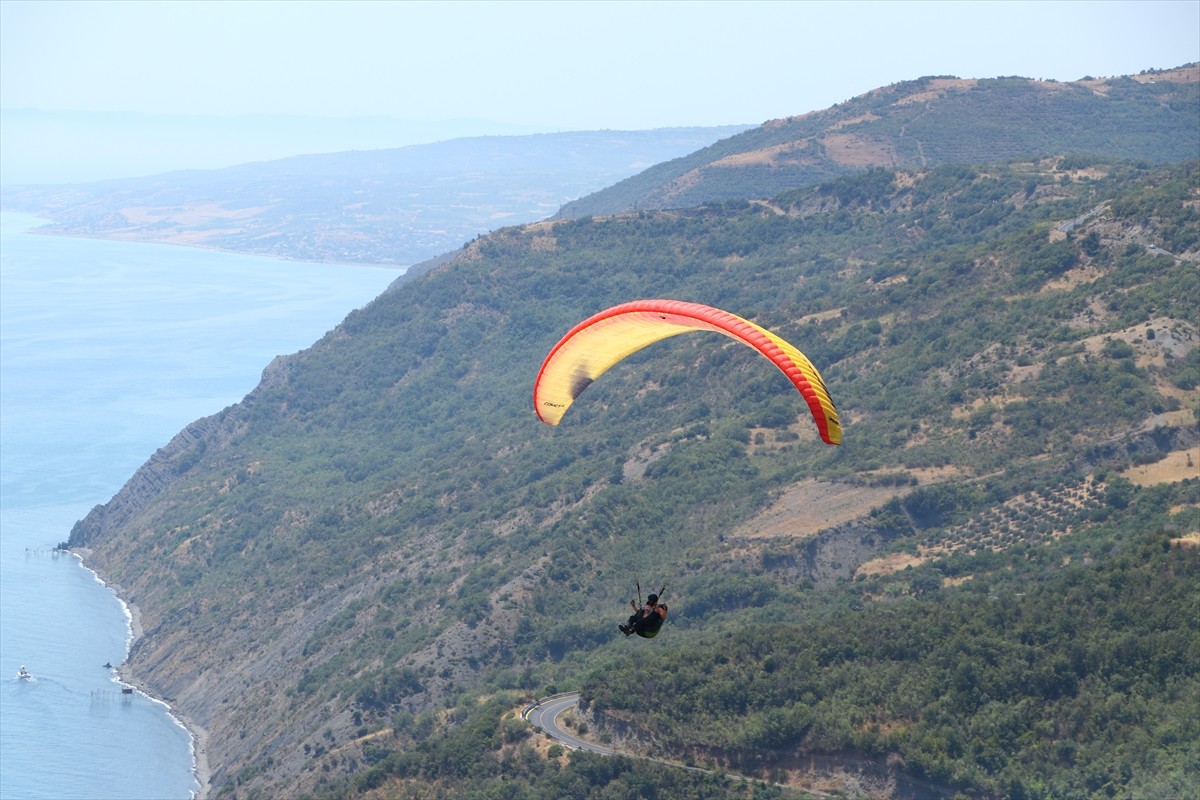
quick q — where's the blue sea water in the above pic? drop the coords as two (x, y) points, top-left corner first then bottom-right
(0, 212), (400, 799)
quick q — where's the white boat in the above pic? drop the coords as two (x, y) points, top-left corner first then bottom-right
(16, 666), (32, 680)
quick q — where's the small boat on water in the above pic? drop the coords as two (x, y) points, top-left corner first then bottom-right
(16, 666), (32, 680)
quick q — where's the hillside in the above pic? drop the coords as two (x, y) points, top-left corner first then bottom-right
(0, 127), (747, 266)
(558, 65), (1200, 218)
(66, 151), (1200, 798)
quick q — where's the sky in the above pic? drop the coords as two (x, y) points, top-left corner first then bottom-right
(1, 0), (1198, 181)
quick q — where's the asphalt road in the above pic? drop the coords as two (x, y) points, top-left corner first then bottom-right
(521, 692), (617, 756)
(521, 692), (821, 792)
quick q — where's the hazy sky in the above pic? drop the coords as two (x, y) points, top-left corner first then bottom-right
(3, 0), (1198, 129)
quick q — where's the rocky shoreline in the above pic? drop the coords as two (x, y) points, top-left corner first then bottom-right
(75, 549), (210, 799)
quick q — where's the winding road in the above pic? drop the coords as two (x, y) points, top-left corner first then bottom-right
(521, 692), (827, 793)
(521, 692), (617, 756)
(522, 692), (958, 799)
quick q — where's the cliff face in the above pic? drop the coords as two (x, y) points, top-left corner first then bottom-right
(70, 413), (227, 547)
(69, 353), (299, 548)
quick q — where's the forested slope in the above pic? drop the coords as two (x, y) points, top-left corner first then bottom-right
(583, 494), (1199, 799)
(70, 157), (1198, 799)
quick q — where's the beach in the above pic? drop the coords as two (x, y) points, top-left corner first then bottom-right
(81, 552), (212, 800)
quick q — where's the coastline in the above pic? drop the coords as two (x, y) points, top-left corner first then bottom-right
(74, 548), (210, 799)
(23, 223), (411, 271)
(118, 601), (212, 800)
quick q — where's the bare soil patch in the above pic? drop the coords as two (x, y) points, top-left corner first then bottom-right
(891, 78), (976, 106)
(733, 480), (906, 539)
(119, 203), (265, 226)
(1130, 65), (1200, 84)
(859, 465), (965, 484)
(1079, 317), (1198, 361)
(1043, 264), (1104, 292)
(951, 394), (1022, 420)
(661, 167), (705, 196)
(104, 229), (247, 247)
(797, 307), (845, 325)
(830, 112), (881, 130)
(1120, 449), (1199, 487)
(855, 544), (956, 579)
(855, 552), (924, 577)
(709, 139), (817, 169)
(822, 133), (898, 168)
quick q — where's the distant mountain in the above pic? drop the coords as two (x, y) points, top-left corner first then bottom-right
(0, 126), (748, 266)
(0, 109), (569, 184)
(558, 65), (1200, 217)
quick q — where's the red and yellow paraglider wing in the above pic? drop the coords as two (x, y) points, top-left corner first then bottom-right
(533, 299), (841, 445)
(533, 302), (697, 426)
(737, 321), (842, 446)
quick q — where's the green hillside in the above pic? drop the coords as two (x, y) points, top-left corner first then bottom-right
(68, 153), (1199, 799)
(584, 503), (1199, 799)
(558, 67), (1200, 218)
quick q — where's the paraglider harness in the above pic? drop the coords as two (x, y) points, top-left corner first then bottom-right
(621, 582), (667, 638)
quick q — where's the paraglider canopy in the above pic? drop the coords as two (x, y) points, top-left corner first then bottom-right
(534, 299), (841, 445)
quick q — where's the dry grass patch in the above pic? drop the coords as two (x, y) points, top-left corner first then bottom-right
(119, 202), (266, 226)
(797, 307), (845, 325)
(951, 394), (1023, 420)
(1043, 264), (1105, 292)
(830, 112), (881, 130)
(1121, 449), (1200, 486)
(733, 480), (908, 539)
(906, 465), (966, 483)
(891, 78), (976, 106)
(823, 133), (899, 168)
(1130, 65), (1200, 84)
(856, 551), (925, 577)
(709, 139), (817, 169)
(1079, 318), (1198, 365)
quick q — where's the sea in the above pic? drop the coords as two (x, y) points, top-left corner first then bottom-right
(0, 212), (400, 799)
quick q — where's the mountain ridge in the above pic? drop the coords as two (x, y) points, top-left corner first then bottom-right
(558, 65), (1199, 217)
